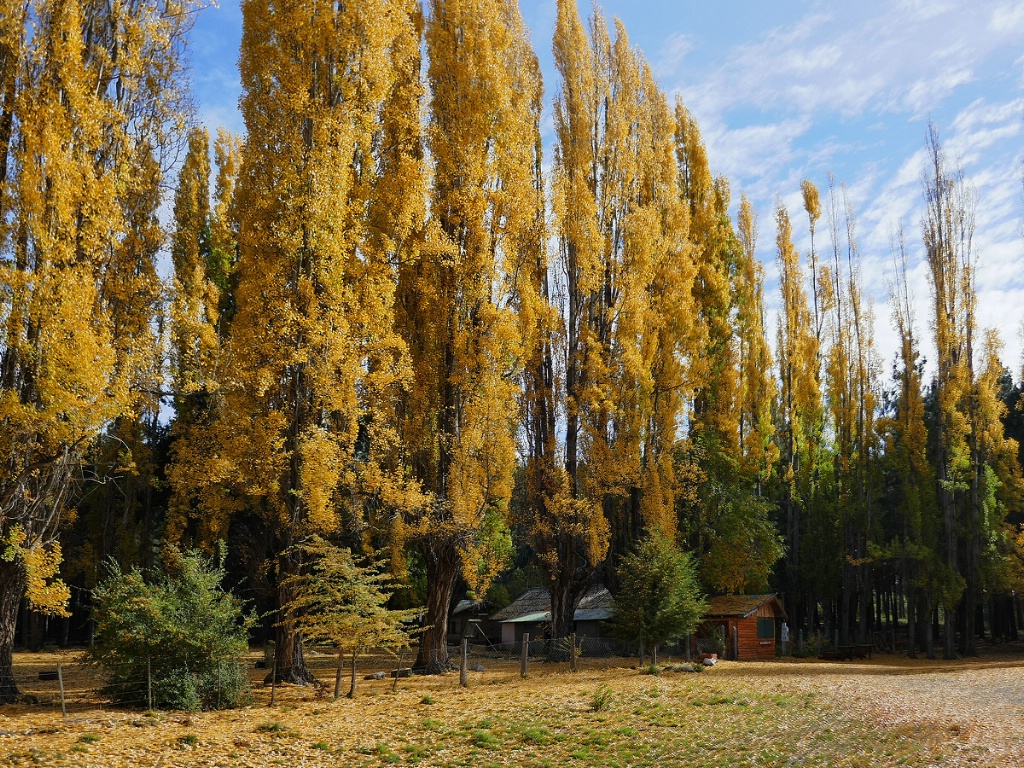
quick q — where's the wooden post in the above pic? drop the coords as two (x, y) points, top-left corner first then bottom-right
(520, 633), (529, 678)
(147, 654), (153, 711)
(269, 648), (278, 706)
(392, 651), (404, 693)
(57, 662), (66, 719)
(569, 633), (577, 672)
(460, 639), (468, 687)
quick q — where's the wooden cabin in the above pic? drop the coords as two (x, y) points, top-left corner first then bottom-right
(702, 594), (787, 660)
(489, 586), (614, 647)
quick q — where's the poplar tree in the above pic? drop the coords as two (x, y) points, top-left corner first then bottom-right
(197, 0), (423, 683)
(0, 0), (193, 700)
(922, 126), (974, 659)
(775, 200), (824, 631)
(165, 128), (242, 546)
(822, 181), (881, 644)
(400, 0), (542, 672)
(883, 230), (939, 657)
(735, 195), (778, 490)
(542, 0), (696, 648)
(674, 110), (782, 595)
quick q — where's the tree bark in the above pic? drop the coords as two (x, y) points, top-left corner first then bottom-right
(334, 650), (343, 699)
(266, 565), (316, 685)
(548, 568), (586, 662)
(414, 542), (458, 673)
(0, 558), (26, 704)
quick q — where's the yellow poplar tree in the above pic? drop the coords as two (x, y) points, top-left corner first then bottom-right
(776, 200), (824, 628)
(821, 180), (881, 644)
(543, 0), (696, 646)
(397, 0), (541, 672)
(922, 125), (974, 659)
(673, 108), (782, 595)
(0, 0), (192, 700)
(881, 229), (939, 657)
(181, 0), (423, 683)
(735, 194), (778, 490)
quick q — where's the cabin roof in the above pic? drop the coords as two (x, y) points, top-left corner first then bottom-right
(704, 593), (787, 620)
(489, 585), (614, 623)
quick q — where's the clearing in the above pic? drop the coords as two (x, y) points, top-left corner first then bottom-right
(2, 647), (1023, 767)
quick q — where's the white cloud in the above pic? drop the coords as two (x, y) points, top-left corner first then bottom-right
(990, 4), (1024, 33)
(654, 32), (693, 79)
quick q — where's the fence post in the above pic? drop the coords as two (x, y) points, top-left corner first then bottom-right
(520, 633), (529, 678)
(569, 633), (577, 672)
(147, 654), (153, 711)
(269, 648), (278, 707)
(392, 651), (404, 693)
(460, 639), (468, 687)
(57, 662), (66, 719)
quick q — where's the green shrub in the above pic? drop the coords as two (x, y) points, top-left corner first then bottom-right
(90, 548), (256, 710)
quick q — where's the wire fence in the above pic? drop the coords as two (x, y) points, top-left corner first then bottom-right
(8, 636), (676, 717)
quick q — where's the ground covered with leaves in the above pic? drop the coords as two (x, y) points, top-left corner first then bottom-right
(2, 648), (1023, 767)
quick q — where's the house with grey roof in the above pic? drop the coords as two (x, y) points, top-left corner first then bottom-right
(488, 585), (614, 645)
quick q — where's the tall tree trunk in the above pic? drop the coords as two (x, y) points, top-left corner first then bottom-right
(268, 557), (316, 685)
(414, 542), (458, 673)
(0, 559), (26, 704)
(548, 565), (587, 662)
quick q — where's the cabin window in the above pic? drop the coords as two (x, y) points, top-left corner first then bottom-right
(757, 618), (774, 639)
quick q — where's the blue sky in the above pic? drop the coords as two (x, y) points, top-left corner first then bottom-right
(188, 0), (1024, 377)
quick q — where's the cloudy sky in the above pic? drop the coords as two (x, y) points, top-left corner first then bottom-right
(189, 0), (1024, 378)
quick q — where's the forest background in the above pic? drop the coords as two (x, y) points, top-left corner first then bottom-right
(2, 0), (1024, 704)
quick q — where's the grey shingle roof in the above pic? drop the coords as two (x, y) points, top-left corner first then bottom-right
(489, 585), (614, 623)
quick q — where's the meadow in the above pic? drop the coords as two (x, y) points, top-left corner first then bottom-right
(2, 648), (1023, 767)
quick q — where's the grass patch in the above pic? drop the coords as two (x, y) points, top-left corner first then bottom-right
(471, 729), (501, 749)
(589, 683), (614, 712)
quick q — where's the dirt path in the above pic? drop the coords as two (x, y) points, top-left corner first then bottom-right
(716, 654), (1024, 766)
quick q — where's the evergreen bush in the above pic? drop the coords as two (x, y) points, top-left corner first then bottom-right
(90, 548), (256, 710)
